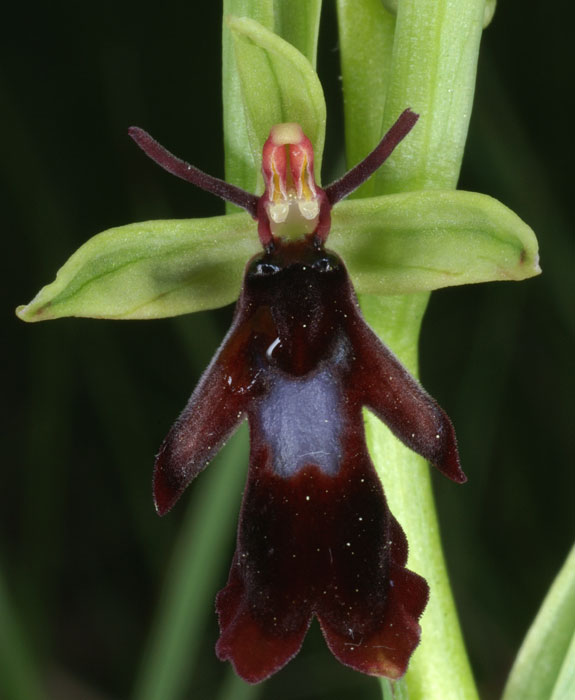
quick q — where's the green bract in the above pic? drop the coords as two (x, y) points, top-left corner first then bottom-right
(229, 16), (326, 183)
(223, 11), (326, 200)
(222, 0), (322, 198)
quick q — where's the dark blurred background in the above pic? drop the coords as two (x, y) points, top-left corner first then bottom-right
(2, 1), (573, 699)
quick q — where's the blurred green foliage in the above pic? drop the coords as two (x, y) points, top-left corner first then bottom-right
(2, 1), (572, 698)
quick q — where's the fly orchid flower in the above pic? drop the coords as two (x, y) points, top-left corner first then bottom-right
(128, 110), (466, 683)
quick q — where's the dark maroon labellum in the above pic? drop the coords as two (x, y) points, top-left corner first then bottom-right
(129, 111), (466, 683)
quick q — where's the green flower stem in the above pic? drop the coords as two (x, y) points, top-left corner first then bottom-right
(339, 0), (485, 697)
(132, 426), (249, 700)
(362, 297), (477, 700)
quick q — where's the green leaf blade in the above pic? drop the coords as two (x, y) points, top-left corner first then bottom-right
(551, 630), (575, 700)
(16, 214), (259, 322)
(331, 190), (540, 295)
(503, 545), (575, 700)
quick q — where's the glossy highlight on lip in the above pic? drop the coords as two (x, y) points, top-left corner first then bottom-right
(131, 111), (466, 682)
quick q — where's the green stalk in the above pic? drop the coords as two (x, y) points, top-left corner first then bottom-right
(339, 0), (485, 697)
(362, 297), (477, 700)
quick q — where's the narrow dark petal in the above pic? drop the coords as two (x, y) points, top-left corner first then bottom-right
(324, 109), (419, 205)
(153, 372), (247, 515)
(128, 126), (259, 217)
(348, 313), (466, 484)
(153, 305), (274, 515)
